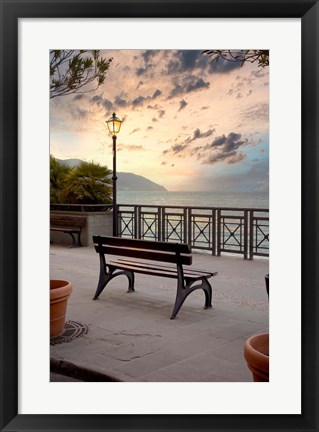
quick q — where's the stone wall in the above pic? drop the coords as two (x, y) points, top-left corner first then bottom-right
(50, 210), (113, 247)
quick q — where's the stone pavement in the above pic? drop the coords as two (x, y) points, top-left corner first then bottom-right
(50, 244), (268, 382)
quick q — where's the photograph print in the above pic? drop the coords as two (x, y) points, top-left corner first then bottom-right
(49, 49), (269, 383)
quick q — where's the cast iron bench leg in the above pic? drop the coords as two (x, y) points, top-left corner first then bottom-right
(125, 271), (135, 293)
(202, 278), (213, 309)
(93, 264), (135, 300)
(66, 232), (76, 248)
(77, 231), (83, 247)
(170, 277), (212, 320)
(65, 231), (82, 247)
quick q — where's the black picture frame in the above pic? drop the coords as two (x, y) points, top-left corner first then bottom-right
(0, 1), (318, 431)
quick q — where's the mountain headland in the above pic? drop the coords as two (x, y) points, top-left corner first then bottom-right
(56, 158), (167, 192)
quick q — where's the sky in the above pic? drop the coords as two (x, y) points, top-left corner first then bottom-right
(50, 50), (269, 192)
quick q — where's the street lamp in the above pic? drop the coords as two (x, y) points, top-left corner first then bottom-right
(106, 112), (123, 236)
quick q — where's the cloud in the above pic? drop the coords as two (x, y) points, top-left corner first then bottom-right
(134, 50), (159, 77)
(168, 84), (183, 99)
(91, 95), (113, 111)
(190, 128), (215, 142)
(152, 89), (162, 99)
(178, 99), (188, 111)
(207, 56), (242, 74)
(118, 144), (143, 152)
(142, 50), (158, 64)
(161, 161), (175, 167)
(251, 69), (269, 79)
(162, 128), (215, 157)
(242, 103), (269, 122)
(199, 132), (248, 165)
(102, 100), (114, 111)
(132, 96), (146, 107)
(114, 95), (128, 107)
(130, 128), (140, 135)
(71, 107), (88, 120)
(168, 75), (209, 99)
(227, 70), (268, 99)
(73, 94), (85, 101)
(127, 89), (162, 109)
(91, 95), (103, 104)
(136, 67), (146, 76)
(160, 50), (244, 80)
(203, 151), (246, 165)
(163, 143), (188, 155)
(127, 145), (143, 151)
(166, 50), (204, 74)
(227, 76), (253, 99)
(186, 77), (210, 93)
(147, 104), (160, 110)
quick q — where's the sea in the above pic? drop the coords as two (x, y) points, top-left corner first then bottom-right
(118, 190), (269, 209)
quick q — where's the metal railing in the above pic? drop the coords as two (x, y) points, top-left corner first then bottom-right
(117, 205), (269, 260)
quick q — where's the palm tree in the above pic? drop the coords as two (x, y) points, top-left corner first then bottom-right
(50, 156), (71, 203)
(64, 161), (112, 204)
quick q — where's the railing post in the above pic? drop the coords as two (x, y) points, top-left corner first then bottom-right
(183, 208), (188, 244)
(188, 208), (192, 250)
(134, 205), (138, 239)
(244, 210), (248, 259)
(212, 209), (216, 256)
(217, 209), (221, 256)
(158, 207), (162, 241)
(249, 210), (254, 260)
(137, 206), (141, 239)
(162, 207), (166, 242)
(117, 205), (121, 237)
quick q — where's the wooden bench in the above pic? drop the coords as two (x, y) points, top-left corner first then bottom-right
(92, 236), (218, 319)
(50, 215), (86, 247)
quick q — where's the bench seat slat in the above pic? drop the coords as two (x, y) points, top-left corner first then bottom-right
(108, 260), (209, 281)
(96, 245), (192, 265)
(115, 258), (217, 277)
(109, 262), (179, 279)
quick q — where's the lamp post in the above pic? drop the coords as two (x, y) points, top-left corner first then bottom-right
(106, 112), (123, 237)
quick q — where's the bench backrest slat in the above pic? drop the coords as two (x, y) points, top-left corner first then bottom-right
(93, 236), (190, 253)
(51, 215), (86, 227)
(93, 236), (192, 265)
(95, 245), (192, 265)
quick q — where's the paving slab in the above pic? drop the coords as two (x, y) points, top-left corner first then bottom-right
(50, 244), (268, 382)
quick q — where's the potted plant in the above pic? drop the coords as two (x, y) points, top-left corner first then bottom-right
(50, 280), (73, 337)
(244, 274), (269, 381)
(244, 333), (269, 382)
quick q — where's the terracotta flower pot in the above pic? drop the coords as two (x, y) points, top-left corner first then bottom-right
(244, 333), (269, 382)
(50, 280), (72, 337)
